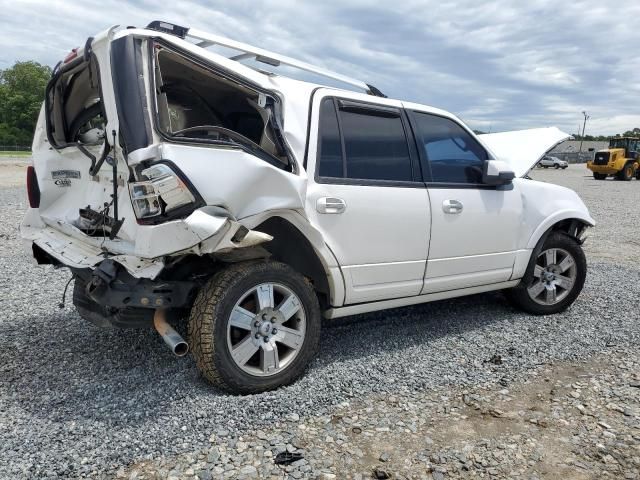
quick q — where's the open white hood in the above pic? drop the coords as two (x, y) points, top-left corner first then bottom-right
(479, 127), (571, 177)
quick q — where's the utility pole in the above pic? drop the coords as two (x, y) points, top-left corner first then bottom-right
(579, 111), (590, 153)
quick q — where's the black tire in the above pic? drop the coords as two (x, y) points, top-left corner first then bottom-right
(562, 166), (567, 169)
(616, 163), (633, 181)
(593, 172), (607, 180)
(505, 232), (586, 315)
(636, 169), (640, 180)
(554, 164), (560, 169)
(188, 260), (321, 394)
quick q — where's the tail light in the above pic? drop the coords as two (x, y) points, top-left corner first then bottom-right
(26, 166), (40, 208)
(129, 164), (196, 221)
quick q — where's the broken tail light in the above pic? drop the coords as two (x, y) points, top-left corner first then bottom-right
(129, 164), (196, 221)
(26, 166), (40, 208)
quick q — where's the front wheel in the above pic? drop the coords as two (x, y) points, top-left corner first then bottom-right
(616, 163), (633, 181)
(505, 232), (586, 315)
(593, 172), (607, 180)
(188, 260), (321, 394)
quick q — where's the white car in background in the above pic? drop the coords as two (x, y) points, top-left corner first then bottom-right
(538, 155), (568, 169)
(20, 21), (594, 393)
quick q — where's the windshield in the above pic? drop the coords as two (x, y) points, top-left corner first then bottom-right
(610, 139), (626, 149)
(46, 56), (106, 148)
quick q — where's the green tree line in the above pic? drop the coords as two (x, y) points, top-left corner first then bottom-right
(0, 61), (51, 147)
(1, 60), (640, 149)
(572, 128), (640, 141)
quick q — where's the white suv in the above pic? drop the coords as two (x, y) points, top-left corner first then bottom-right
(538, 155), (568, 169)
(21, 21), (594, 393)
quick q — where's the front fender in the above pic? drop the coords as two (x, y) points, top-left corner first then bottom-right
(516, 178), (595, 250)
(526, 209), (595, 249)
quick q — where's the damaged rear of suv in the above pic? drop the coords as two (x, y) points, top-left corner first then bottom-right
(22, 21), (594, 394)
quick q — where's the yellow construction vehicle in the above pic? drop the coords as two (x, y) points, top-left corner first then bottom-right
(587, 137), (640, 180)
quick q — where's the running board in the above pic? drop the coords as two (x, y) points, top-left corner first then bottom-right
(323, 280), (520, 319)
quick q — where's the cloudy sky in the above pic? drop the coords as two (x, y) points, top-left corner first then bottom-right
(1, 0), (638, 135)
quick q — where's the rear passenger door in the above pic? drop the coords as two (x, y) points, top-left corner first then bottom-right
(407, 109), (522, 293)
(306, 94), (431, 305)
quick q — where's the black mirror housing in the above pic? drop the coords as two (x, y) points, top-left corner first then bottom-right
(483, 160), (516, 186)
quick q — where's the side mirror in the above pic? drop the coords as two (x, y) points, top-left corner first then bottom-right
(483, 160), (515, 186)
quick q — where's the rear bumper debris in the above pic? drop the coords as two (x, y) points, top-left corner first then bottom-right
(75, 260), (196, 309)
(20, 206), (272, 280)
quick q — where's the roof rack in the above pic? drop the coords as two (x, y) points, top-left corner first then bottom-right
(146, 21), (385, 97)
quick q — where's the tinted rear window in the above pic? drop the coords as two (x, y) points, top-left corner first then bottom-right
(317, 98), (343, 178)
(317, 98), (413, 183)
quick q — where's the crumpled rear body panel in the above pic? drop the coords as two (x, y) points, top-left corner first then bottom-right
(21, 137), (306, 279)
(158, 143), (306, 221)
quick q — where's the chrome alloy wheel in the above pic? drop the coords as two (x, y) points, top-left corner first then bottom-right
(527, 247), (577, 306)
(226, 283), (306, 377)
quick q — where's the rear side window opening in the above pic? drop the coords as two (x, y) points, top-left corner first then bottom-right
(46, 55), (106, 149)
(151, 42), (292, 171)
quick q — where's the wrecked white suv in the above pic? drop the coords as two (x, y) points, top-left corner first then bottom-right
(21, 21), (594, 394)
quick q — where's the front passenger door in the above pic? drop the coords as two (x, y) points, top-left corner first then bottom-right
(408, 110), (523, 293)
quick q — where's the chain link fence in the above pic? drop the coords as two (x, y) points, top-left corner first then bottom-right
(0, 145), (31, 157)
(550, 152), (595, 164)
(0, 145), (31, 151)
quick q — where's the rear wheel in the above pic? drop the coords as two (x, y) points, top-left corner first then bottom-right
(506, 232), (586, 315)
(554, 164), (560, 169)
(188, 260), (321, 394)
(593, 172), (607, 180)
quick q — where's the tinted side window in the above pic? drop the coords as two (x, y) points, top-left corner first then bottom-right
(340, 107), (412, 182)
(316, 98), (414, 182)
(317, 98), (343, 178)
(412, 113), (488, 184)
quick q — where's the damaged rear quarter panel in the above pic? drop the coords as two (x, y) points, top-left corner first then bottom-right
(158, 143), (307, 219)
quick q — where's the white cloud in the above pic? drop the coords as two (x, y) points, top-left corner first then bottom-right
(1, 0), (639, 135)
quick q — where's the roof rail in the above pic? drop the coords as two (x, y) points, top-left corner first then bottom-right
(146, 21), (385, 97)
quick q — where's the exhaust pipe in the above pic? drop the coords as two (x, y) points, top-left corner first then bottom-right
(153, 309), (189, 357)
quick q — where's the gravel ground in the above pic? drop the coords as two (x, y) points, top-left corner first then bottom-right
(0, 164), (639, 479)
(128, 346), (640, 479)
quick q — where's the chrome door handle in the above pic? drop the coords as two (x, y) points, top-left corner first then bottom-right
(442, 199), (463, 214)
(316, 197), (346, 214)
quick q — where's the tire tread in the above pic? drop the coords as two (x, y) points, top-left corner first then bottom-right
(188, 260), (320, 394)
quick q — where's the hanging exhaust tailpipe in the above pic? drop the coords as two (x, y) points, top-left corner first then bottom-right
(153, 309), (189, 357)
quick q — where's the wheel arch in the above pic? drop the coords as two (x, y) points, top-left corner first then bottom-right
(526, 212), (594, 250)
(512, 216), (591, 291)
(239, 211), (345, 308)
